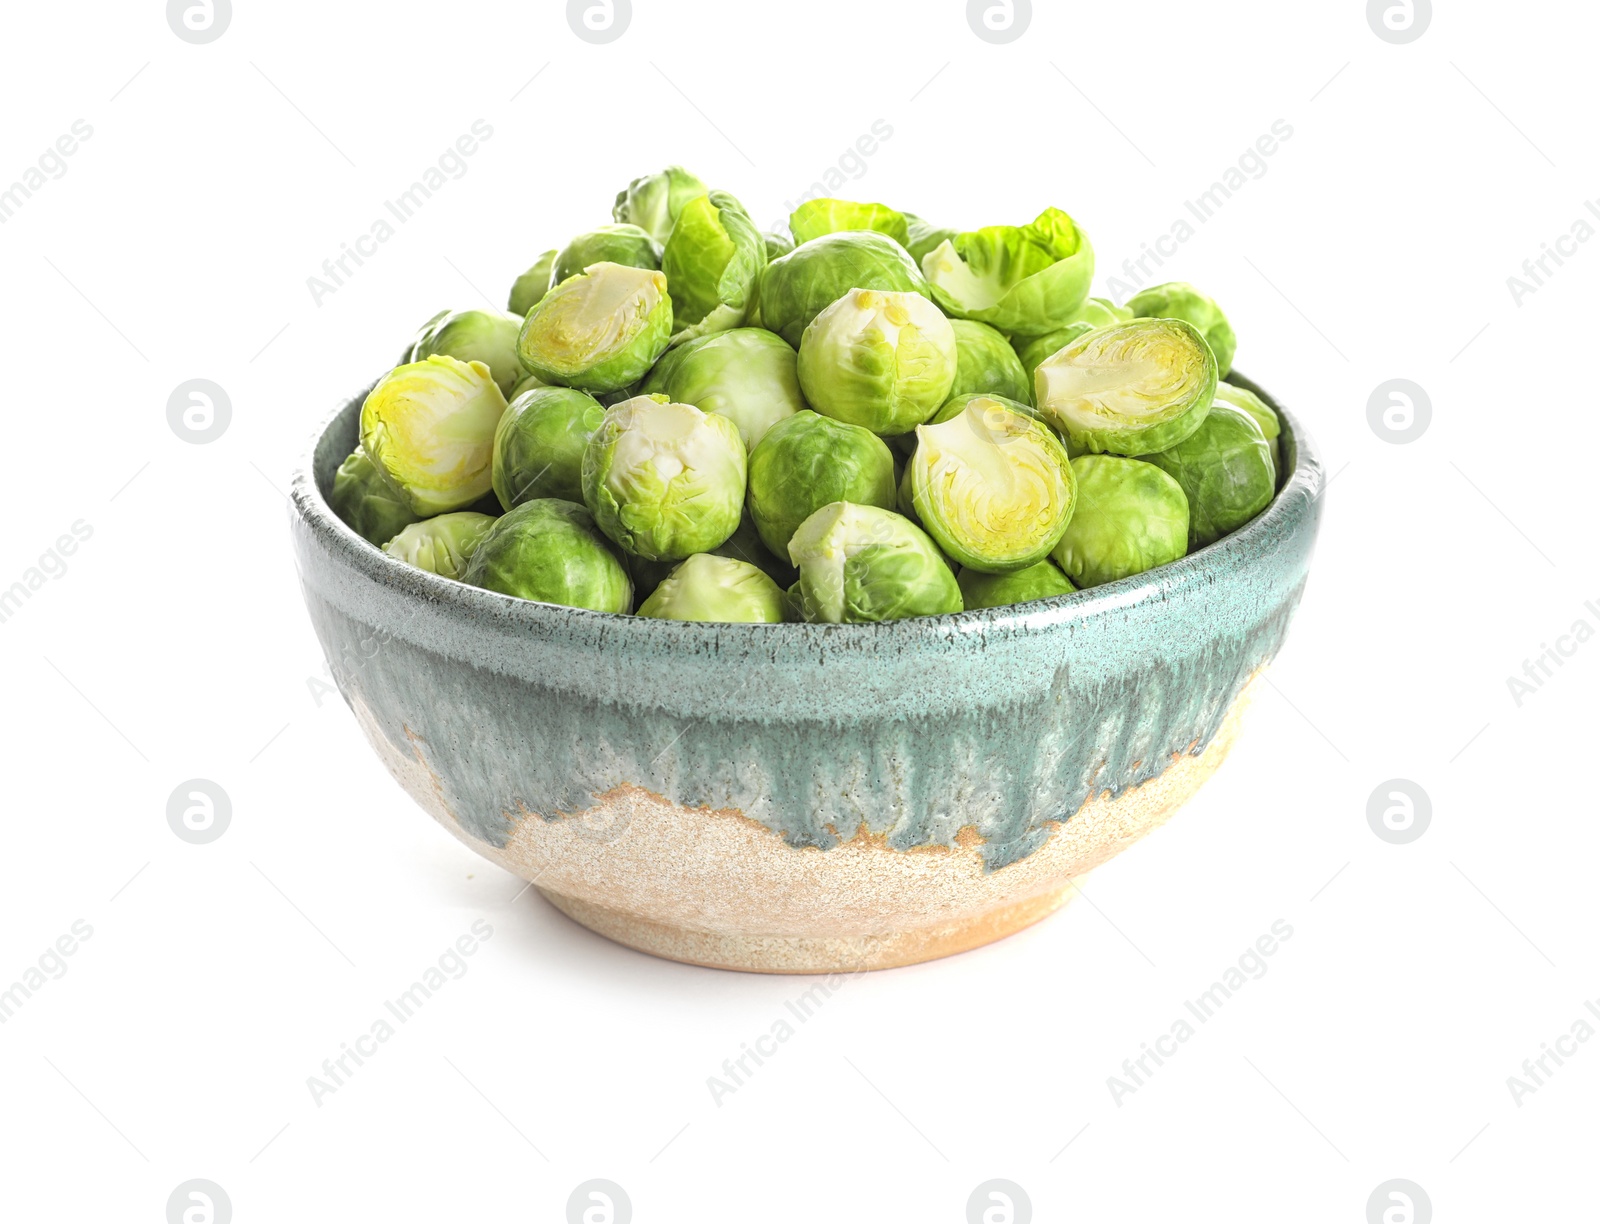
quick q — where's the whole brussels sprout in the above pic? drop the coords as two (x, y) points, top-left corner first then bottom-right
(789, 199), (910, 249)
(660, 190), (766, 342)
(462, 499), (632, 612)
(922, 208), (1094, 337)
(1051, 455), (1189, 588)
(746, 410), (897, 557)
(909, 395), (1076, 573)
(758, 231), (930, 348)
(1126, 282), (1236, 376)
(904, 213), (956, 266)
(950, 319), (1032, 404)
(508, 250), (558, 317)
(651, 327), (805, 450)
(797, 289), (957, 436)
(330, 445), (421, 546)
(581, 395), (747, 562)
(1035, 318), (1217, 456)
(1140, 399), (1275, 549)
(762, 231), (795, 262)
(409, 308), (525, 397)
(957, 559), (1076, 610)
(493, 385), (606, 509)
(517, 262), (672, 394)
(787, 502), (963, 623)
(360, 355), (508, 515)
(637, 553), (786, 623)
(551, 223), (663, 288)
(383, 511), (497, 581)
(1215, 382), (1280, 483)
(612, 165), (709, 247)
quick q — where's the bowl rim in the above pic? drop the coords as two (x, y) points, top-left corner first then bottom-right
(290, 370), (1322, 643)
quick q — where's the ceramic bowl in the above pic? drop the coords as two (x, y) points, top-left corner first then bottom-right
(290, 374), (1321, 974)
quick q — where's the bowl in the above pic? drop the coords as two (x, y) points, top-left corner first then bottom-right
(290, 374), (1322, 974)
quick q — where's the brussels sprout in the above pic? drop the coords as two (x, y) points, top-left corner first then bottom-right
(612, 165), (709, 247)
(1126, 282), (1236, 376)
(409, 309), (525, 397)
(492, 386), (606, 509)
(581, 395), (747, 561)
(789, 199), (910, 249)
(909, 395), (1076, 573)
(461, 498), (632, 612)
(1215, 382), (1280, 483)
(746, 410), (897, 557)
(330, 445), (422, 546)
(758, 231), (930, 348)
(1140, 399), (1275, 549)
(950, 319), (1032, 404)
(957, 559), (1076, 609)
(508, 249), (559, 317)
(797, 289), (957, 436)
(1014, 323), (1096, 389)
(517, 262), (673, 394)
(762, 231), (795, 262)
(551, 223), (663, 288)
(1035, 318), (1217, 456)
(1051, 455), (1189, 588)
(904, 213), (956, 266)
(383, 511), (497, 581)
(922, 208), (1094, 337)
(787, 502), (962, 622)
(660, 190), (766, 341)
(637, 553), (786, 623)
(360, 355), (508, 515)
(652, 327), (805, 450)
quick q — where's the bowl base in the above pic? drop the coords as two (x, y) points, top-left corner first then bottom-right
(536, 880), (1078, 974)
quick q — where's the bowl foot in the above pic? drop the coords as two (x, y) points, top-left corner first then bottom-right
(536, 881), (1077, 974)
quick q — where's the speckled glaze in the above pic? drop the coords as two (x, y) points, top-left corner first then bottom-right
(290, 373), (1321, 973)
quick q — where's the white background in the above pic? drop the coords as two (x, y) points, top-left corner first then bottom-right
(2, 1), (1596, 1220)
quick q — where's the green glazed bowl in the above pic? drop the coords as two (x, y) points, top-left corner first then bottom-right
(291, 373), (1321, 973)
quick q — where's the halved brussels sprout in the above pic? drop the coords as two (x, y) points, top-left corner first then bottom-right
(950, 319), (1033, 405)
(789, 199), (910, 249)
(612, 166), (709, 247)
(493, 386), (606, 509)
(383, 511), (497, 581)
(758, 231), (930, 347)
(1035, 318), (1217, 456)
(746, 410), (897, 557)
(517, 262), (672, 394)
(330, 445), (421, 546)
(922, 208), (1094, 337)
(651, 327), (805, 450)
(660, 190), (766, 342)
(360, 355), (508, 515)
(461, 498), (632, 613)
(1215, 382), (1280, 483)
(909, 395), (1076, 573)
(551, 224), (663, 288)
(1051, 455), (1189, 588)
(637, 553), (786, 623)
(1140, 399), (1275, 549)
(787, 502), (962, 622)
(904, 213), (956, 266)
(797, 289), (957, 435)
(409, 309), (525, 397)
(1126, 282), (1236, 377)
(957, 559), (1076, 610)
(581, 395), (747, 562)
(508, 250), (558, 318)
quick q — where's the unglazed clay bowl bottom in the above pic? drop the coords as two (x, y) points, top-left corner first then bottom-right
(291, 374), (1322, 974)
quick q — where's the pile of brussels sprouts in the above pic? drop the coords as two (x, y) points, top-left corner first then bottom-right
(330, 166), (1282, 624)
